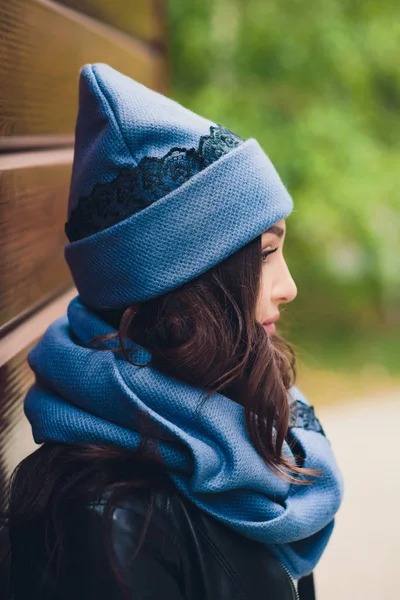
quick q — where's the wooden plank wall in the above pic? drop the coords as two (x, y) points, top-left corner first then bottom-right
(0, 0), (168, 508)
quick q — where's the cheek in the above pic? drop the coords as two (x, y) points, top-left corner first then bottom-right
(255, 270), (273, 319)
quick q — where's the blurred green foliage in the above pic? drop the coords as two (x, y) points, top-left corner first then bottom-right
(169, 0), (400, 370)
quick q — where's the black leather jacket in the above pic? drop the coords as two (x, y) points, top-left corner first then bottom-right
(1, 482), (315, 600)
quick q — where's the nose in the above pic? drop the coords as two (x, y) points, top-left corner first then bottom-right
(273, 259), (297, 305)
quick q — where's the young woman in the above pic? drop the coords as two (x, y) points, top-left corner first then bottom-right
(1, 63), (343, 600)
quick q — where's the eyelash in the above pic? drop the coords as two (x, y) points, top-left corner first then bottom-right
(261, 247), (279, 264)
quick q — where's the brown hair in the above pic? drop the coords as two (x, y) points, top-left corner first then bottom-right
(2, 232), (313, 597)
(89, 233), (304, 479)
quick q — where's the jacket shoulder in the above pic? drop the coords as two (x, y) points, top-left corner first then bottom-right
(7, 479), (298, 600)
(72, 483), (188, 598)
(83, 483), (297, 600)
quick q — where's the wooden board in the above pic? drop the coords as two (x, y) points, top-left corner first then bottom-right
(0, 344), (38, 510)
(0, 150), (74, 331)
(0, 291), (78, 511)
(56, 0), (166, 45)
(0, 0), (166, 142)
(0, 288), (77, 367)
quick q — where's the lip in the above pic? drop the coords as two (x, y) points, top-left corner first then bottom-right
(263, 313), (280, 335)
(263, 313), (280, 325)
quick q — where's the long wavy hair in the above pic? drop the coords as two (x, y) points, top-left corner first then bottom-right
(1, 232), (313, 598)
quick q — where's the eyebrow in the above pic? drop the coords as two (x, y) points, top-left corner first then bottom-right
(264, 225), (285, 239)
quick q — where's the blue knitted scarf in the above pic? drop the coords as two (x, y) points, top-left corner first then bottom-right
(24, 295), (343, 579)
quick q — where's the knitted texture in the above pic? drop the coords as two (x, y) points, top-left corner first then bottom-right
(64, 64), (293, 308)
(24, 296), (344, 579)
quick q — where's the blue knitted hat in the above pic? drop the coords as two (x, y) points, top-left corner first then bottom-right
(65, 63), (293, 309)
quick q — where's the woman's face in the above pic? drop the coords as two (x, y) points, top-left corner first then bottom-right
(255, 219), (297, 335)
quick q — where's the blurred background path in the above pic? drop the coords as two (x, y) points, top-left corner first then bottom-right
(314, 390), (400, 600)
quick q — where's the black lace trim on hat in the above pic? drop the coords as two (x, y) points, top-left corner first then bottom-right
(65, 125), (244, 243)
(289, 400), (326, 437)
